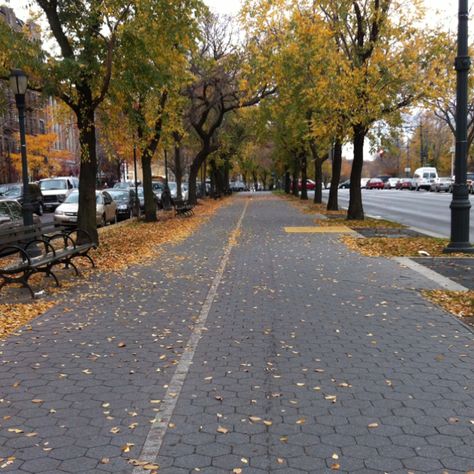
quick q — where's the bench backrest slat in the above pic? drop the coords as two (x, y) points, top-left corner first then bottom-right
(0, 223), (63, 248)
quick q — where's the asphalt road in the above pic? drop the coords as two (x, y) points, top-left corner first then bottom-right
(317, 188), (474, 239)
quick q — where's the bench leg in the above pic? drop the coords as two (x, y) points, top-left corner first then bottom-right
(0, 273), (36, 299)
(67, 260), (80, 276)
(46, 268), (60, 287)
(74, 253), (95, 268)
(22, 272), (37, 299)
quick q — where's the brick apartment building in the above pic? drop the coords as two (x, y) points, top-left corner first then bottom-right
(0, 5), (80, 184)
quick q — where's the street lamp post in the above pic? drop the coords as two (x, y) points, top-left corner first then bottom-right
(9, 69), (33, 226)
(445, 0), (474, 253)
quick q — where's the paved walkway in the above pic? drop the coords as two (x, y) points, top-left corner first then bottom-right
(1, 194), (473, 473)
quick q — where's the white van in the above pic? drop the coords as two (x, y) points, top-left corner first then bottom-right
(39, 176), (79, 210)
(413, 167), (438, 191)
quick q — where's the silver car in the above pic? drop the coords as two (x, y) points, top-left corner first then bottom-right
(54, 190), (117, 227)
(0, 199), (40, 229)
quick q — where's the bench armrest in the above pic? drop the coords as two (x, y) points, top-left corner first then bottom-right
(24, 238), (56, 258)
(0, 245), (32, 269)
(46, 232), (76, 250)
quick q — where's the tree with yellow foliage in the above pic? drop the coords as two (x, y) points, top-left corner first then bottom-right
(10, 132), (73, 180)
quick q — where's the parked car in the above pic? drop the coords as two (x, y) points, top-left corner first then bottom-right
(396, 178), (415, 190)
(377, 175), (391, 185)
(230, 181), (246, 192)
(430, 177), (453, 193)
(151, 181), (165, 202)
(339, 180), (350, 189)
(113, 181), (136, 190)
(181, 183), (189, 200)
(54, 190), (117, 227)
(136, 187), (160, 210)
(360, 178), (370, 189)
(2, 183), (44, 215)
(384, 178), (400, 189)
(0, 183), (16, 196)
(105, 189), (135, 220)
(467, 172), (474, 193)
(297, 179), (316, 191)
(366, 178), (385, 189)
(0, 198), (40, 229)
(413, 167), (438, 191)
(39, 176), (79, 211)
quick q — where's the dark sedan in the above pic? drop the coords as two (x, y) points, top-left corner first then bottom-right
(105, 189), (135, 220)
(2, 183), (44, 215)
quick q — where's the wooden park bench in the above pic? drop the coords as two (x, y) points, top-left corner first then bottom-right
(0, 223), (96, 298)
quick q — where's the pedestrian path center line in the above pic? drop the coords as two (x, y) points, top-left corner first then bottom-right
(284, 226), (355, 233)
(133, 200), (250, 470)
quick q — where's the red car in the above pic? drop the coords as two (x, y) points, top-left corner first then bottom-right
(396, 178), (415, 190)
(366, 178), (385, 189)
(297, 179), (316, 191)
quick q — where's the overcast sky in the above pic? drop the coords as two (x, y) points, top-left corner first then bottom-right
(8, 0), (462, 27)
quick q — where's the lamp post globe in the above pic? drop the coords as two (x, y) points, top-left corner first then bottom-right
(9, 69), (28, 95)
(9, 68), (34, 227)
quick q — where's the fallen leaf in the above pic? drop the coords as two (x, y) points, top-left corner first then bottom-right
(121, 443), (134, 453)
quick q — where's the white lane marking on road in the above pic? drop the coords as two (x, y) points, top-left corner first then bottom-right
(393, 257), (468, 291)
(133, 200), (250, 470)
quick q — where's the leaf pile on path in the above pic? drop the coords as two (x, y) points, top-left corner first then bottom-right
(341, 236), (450, 257)
(423, 290), (474, 320)
(316, 217), (404, 228)
(0, 301), (55, 338)
(93, 199), (226, 272)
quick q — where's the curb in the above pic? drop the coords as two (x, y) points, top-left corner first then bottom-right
(392, 257), (468, 292)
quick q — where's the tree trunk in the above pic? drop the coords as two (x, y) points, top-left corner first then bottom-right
(253, 171), (258, 191)
(188, 146), (213, 205)
(117, 160), (122, 183)
(314, 158), (323, 204)
(209, 159), (217, 197)
(261, 172), (267, 190)
(174, 144), (182, 200)
(300, 152), (308, 200)
(284, 170), (291, 193)
(224, 156), (230, 194)
(348, 125), (366, 220)
(141, 150), (157, 222)
(188, 159), (200, 205)
(216, 166), (224, 196)
(77, 105), (99, 244)
(327, 138), (342, 211)
(292, 155), (299, 197)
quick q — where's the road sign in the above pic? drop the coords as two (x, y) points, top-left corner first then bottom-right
(404, 167), (411, 173)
